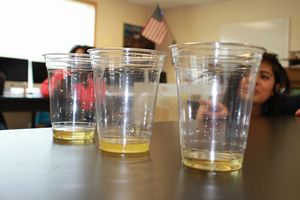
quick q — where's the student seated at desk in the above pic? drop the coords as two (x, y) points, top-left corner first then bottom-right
(196, 52), (300, 119)
(40, 45), (93, 96)
(36, 45), (94, 127)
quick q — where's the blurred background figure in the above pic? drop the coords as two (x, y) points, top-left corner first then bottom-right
(196, 52), (300, 120)
(252, 52), (300, 117)
(40, 45), (93, 97)
(36, 45), (94, 127)
(70, 45), (93, 54)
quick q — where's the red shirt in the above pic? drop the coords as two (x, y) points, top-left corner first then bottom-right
(40, 71), (97, 110)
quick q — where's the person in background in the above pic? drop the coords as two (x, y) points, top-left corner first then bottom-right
(40, 45), (93, 96)
(196, 52), (300, 120)
(36, 45), (94, 127)
(69, 45), (91, 54)
(252, 52), (300, 117)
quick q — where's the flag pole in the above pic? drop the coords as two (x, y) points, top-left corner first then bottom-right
(159, 5), (177, 44)
(163, 18), (177, 44)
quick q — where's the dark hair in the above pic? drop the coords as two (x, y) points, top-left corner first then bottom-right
(262, 53), (290, 94)
(69, 45), (94, 54)
(261, 52), (291, 116)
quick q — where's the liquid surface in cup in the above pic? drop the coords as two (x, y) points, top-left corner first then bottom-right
(99, 137), (150, 153)
(52, 124), (95, 141)
(182, 149), (243, 171)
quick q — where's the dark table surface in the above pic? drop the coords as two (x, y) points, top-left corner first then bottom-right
(0, 118), (300, 200)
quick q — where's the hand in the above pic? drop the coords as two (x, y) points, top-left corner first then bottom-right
(196, 99), (228, 120)
(196, 99), (228, 141)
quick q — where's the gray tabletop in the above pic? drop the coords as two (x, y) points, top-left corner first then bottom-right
(0, 118), (300, 200)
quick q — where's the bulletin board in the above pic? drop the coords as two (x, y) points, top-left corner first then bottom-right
(123, 23), (155, 49)
(220, 19), (290, 66)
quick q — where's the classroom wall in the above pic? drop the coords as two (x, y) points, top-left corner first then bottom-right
(76, 0), (300, 84)
(164, 0), (300, 48)
(97, 0), (153, 47)
(81, 0), (152, 47)
(161, 0), (300, 82)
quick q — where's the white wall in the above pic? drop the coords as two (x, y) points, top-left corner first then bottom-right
(161, 0), (300, 82)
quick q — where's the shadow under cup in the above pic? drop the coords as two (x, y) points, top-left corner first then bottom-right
(89, 48), (166, 154)
(44, 53), (96, 141)
(170, 42), (265, 171)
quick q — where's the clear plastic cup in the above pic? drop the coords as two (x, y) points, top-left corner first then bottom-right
(44, 53), (96, 141)
(89, 48), (166, 154)
(170, 42), (265, 171)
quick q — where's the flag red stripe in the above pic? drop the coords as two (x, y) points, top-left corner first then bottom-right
(143, 19), (159, 39)
(142, 20), (167, 44)
(144, 21), (158, 39)
(156, 23), (167, 38)
(156, 29), (167, 44)
(142, 8), (168, 45)
(156, 26), (168, 44)
(152, 22), (168, 44)
(142, 19), (156, 35)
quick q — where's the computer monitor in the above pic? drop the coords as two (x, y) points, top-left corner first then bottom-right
(0, 56), (28, 81)
(32, 61), (48, 83)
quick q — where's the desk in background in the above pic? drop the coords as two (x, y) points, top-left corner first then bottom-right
(0, 119), (299, 199)
(0, 90), (49, 128)
(0, 90), (49, 112)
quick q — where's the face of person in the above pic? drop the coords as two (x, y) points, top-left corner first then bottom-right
(75, 48), (85, 53)
(253, 61), (276, 105)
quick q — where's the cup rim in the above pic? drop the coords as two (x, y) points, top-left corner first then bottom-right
(87, 47), (167, 56)
(169, 41), (266, 52)
(43, 53), (90, 58)
(43, 53), (91, 69)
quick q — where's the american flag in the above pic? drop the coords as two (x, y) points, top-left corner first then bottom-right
(142, 6), (168, 45)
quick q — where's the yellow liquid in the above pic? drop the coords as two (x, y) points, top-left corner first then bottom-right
(182, 149), (243, 172)
(52, 127), (95, 141)
(100, 138), (150, 154)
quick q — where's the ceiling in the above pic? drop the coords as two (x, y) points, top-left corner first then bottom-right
(127, 0), (225, 9)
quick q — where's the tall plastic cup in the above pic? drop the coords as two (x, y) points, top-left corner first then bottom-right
(44, 53), (96, 141)
(89, 48), (166, 154)
(170, 42), (265, 171)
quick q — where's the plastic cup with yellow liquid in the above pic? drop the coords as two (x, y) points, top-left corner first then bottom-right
(170, 42), (265, 171)
(89, 48), (166, 154)
(44, 53), (96, 142)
